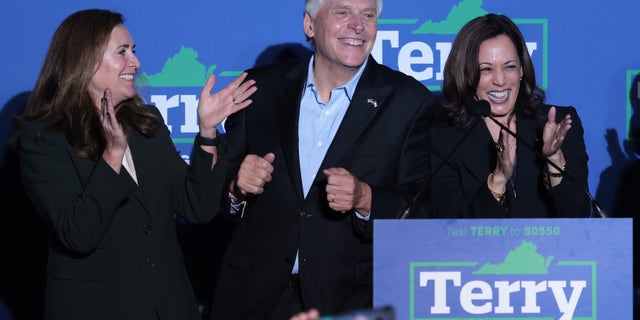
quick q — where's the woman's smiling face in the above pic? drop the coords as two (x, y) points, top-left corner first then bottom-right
(476, 34), (523, 118)
(89, 24), (140, 108)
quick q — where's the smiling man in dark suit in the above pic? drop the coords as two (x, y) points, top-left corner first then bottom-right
(209, 0), (436, 319)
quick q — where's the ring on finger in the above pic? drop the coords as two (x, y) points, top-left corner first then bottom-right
(232, 97), (239, 105)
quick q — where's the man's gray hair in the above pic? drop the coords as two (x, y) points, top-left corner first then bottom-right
(304, 0), (383, 19)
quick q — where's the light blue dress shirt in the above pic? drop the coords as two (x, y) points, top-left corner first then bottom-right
(291, 55), (368, 274)
(298, 56), (365, 195)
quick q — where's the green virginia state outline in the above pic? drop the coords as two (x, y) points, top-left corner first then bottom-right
(473, 240), (553, 275)
(411, 0), (488, 34)
(138, 46), (217, 87)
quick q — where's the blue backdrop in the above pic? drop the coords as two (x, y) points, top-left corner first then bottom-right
(2, 0), (638, 208)
(1, 0), (638, 318)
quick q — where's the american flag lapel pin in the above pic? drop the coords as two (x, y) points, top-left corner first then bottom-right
(367, 98), (378, 108)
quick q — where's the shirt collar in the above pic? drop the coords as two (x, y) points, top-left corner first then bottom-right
(305, 55), (368, 102)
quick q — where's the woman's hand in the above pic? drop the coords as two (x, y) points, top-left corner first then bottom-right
(542, 106), (569, 185)
(490, 119), (517, 194)
(197, 72), (257, 136)
(495, 120), (517, 179)
(542, 106), (571, 160)
(100, 88), (127, 172)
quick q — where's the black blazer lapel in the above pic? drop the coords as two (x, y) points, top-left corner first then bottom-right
(277, 61), (308, 203)
(318, 58), (390, 173)
(512, 117), (544, 202)
(124, 131), (152, 215)
(457, 121), (495, 193)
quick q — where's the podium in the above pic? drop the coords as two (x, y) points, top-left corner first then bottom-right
(373, 218), (633, 319)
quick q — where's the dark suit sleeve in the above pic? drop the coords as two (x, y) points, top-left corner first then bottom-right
(217, 91), (249, 222)
(547, 106), (591, 217)
(145, 106), (228, 224)
(467, 180), (512, 217)
(174, 136), (229, 223)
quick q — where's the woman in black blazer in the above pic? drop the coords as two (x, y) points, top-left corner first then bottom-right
(14, 9), (256, 320)
(430, 13), (591, 218)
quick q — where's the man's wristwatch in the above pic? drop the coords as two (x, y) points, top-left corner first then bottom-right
(195, 132), (220, 146)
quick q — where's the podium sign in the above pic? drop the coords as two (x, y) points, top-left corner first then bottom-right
(373, 218), (633, 319)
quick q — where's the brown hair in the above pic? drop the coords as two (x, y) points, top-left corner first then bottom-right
(15, 9), (158, 159)
(441, 13), (543, 129)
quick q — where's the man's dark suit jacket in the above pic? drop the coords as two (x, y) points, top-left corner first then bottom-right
(19, 106), (227, 320)
(429, 104), (591, 218)
(210, 56), (436, 319)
